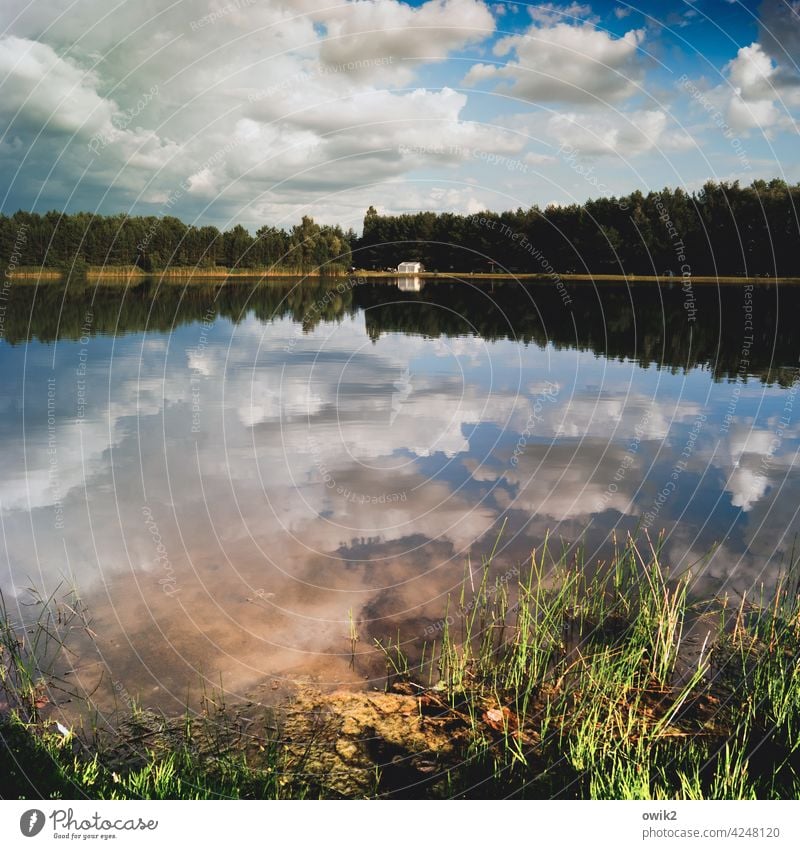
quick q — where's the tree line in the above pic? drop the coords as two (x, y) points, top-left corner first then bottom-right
(357, 179), (800, 277)
(0, 211), (354, 274)
(2, 277), (796, 386)
(1, 179), (798, 277)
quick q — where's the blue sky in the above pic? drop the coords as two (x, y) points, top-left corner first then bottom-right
(0, 0), (797, 232)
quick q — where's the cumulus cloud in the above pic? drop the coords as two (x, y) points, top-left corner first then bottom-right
(464, 16), (646, 103)
(498, 442), (637, 520)
(724, 41), (799, 132)
(0, 0), (508, 225)
(309, 0), (496, 85)
(728, 464), (769, 512)
(690, 3), (800, 137)
(1, 0), (797, 225)
(528, 2), (596, 26)
(545, 108), (693, 156)
(718, 421), (798, 511)
(243, 86), (522, 171)
(0, 36), (114, 137)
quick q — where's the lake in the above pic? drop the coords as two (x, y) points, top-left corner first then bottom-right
(1, 276), (799, 714)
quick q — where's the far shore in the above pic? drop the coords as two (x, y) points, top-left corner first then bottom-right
(6, 265), (800, 285)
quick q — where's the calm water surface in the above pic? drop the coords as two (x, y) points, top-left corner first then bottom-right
(1, 277), (798, 712)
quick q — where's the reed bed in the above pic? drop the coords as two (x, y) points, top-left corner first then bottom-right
(377, 533), (800, 798)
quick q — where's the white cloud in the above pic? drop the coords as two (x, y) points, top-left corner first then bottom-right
(464, 18), (646, 104)
(0, 36), (116, 137)
(724, 42), (797, 132)
(523, 150), (558, 165)
(309, 0), (496, 85)
(728, 465), (769, 511)
(528, 3), (596, 26)
(0, 0), (796, 226)
(0, 1), (507, 225)
(245, 86), (521, 162)
(499, 442), (636, 520)
(546, 108), (692, 156)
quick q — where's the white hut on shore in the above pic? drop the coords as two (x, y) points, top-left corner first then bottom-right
(397, 261), (424, 273)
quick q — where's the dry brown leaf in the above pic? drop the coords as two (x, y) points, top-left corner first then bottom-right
(483, 706), (518, 733)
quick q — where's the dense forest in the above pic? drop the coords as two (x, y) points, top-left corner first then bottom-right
(0, 211), (354, 274)
(1, 179), (798, 277)
(358, 179), (800, 277)
(1, 277), (795, 386)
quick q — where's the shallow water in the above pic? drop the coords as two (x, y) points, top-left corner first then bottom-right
(1, 276), (798, 714)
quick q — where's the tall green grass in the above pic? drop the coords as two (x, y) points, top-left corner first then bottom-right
(377, 533), (800, 798)
(0, 585), (88, 723)
(4, 535), (800, 798)
(0, 589), (308, 799)
(0, 708), (306, 799)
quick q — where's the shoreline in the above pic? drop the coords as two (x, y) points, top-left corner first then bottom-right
(3, 543), (800, 799)
(6, 266), (800, 285)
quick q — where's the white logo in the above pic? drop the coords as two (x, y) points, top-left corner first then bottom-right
(20, 809), (45, 837)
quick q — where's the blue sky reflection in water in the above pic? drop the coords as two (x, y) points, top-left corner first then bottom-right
(0, 278), (798, 711)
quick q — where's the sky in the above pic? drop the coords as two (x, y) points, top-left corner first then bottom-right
(0, 0), (798, 233)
